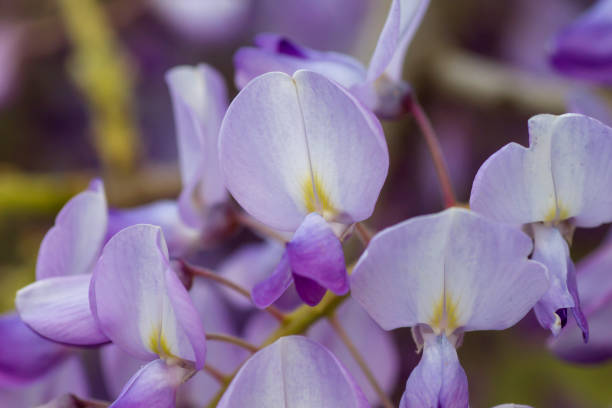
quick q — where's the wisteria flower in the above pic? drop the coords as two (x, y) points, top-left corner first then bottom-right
(16, 179), (109, 345)
(90, 224), (207, 406)
(470, 113), (612, 338)
(351, 208), (548, 407)
(108, 63), (230, 255)
(217, 336), (369, 407)
(233, 0), (430, 118)
(550, 0), (612, 83)
(550, 236), (612, 363)
(219, 69), (388, 307)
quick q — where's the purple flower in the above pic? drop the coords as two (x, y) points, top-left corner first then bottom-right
(217, 336), (370, 407)
(351, 208), (548, 407)
(16, 180), (109, 346)
(550, 238), (612, 363)
(0, 356), (88, 407)
(0, 313), (70, 386)
(550, 0), (612, 83)
(108, 63), (231, 254)
(90, 224), (207, 407)
(233, 0), (430, 118)
(101, 281), (245, 406)
(470, 113), (612, 338)
(219, 70), (388, 306)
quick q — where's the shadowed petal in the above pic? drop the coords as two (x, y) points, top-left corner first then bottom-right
(0, 356), (89, 408)
(110, 360), (186, 408)
(233, 33), (367, 90)
(287, 213), (348, 295)
(400, 335), (468, 408)
(217, 336), (369, 408)
(16, 275), (108, 346)
(219, 70), (388, 231)
(91, 225), (206, 367)
(106, 201), (199, 257)
(0, 313), (69, 386)
(293, 274), (327, 306)
(252, 251), (293, 309)
(36, 179), (107, 280)
(351, 208), (548, 333)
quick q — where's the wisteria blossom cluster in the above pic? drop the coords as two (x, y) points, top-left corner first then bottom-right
(4, 0), (612, 407)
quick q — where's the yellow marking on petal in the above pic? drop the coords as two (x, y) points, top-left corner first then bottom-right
(544, 204), (570, 223)
(149, 328), (173, 358)
(302, 172), (336, 218)
(430, 294), (459, 335)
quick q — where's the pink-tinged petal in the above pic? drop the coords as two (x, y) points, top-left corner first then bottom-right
(16, 274), (108, 346)
(217, 336), (369, 408)
(106, 201), (200, 257)
(367, 0), (430, 82)
(36, 179), (107, 280)
(166, 64), (228, 228)
(92, 225), (206, 367)
(0, 313), (69, 386)
(308, 299), (400, 406)
(546, 113), (612, 227)
(400, 335), (468, 408)
(287, 213), (348, 295)
(293, 274), (327, 306)
(550, 0), (612, 83)
(351, 208), (548, 332)
(110, 360), (186, 408)
(233, 34), (367, 90)
(0, 356), (89, 407)
(251, 251), (293, 309)
(219, 70), (388, 231)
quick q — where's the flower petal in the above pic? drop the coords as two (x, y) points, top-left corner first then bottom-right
(251, 251), (293, 309)
(287, 213), (348, 295)
(308, 299), (400, 406)
(106, 200), (199, 257)
(217, 336), (369, 408)
(546, 113), (612, 227)
(0, 313), (69, 386)
(36, 179), (107, 280)
(367, 0), (430, 81)
(16, 274), (108, 346)
(400, 334), (468, 408)
(233, 33), (367, 90)
(0, 356), (89, 408)
(471, 113), (612, 226)
(351, 208), (548, 332)
(166, 64), (228, 227)
(91, 225), (206, 367)
(293, 274), (327, 306)
(566, 88), (612, 127)
(109, 359), (186, 408)
(550, 0), (612, 83)
(219, 70), (388, 231)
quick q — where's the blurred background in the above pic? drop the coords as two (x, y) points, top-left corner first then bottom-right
(0, 0), (611, 407)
